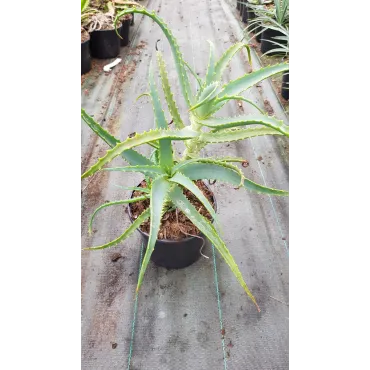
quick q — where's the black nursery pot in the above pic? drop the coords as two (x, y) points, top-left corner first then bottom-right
(247, 8), (255, 31)
(247, 8), (255, 21)
(281, 72), (289, 100)
(90, 25), (122, 59)
(128, 182), (217, 269)
(242, 6), (248, 23)
(260, 27), (286, 55)
(81, 40), (91, 75)
(255, 25), (262, 42)
(120, 18), (131, 47)
(240, 3), (245, 16)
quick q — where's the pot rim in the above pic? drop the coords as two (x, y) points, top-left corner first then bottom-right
(91, 24), (122, 33)
(127, 180), (217, 243)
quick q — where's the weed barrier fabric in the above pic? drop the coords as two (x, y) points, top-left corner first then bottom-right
(81, 0), (289, 368)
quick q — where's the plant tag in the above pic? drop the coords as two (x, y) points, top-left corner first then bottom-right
(103, 58), (122, 72)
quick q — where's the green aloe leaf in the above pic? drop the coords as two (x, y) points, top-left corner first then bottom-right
(114, 8), (193, 107)
(212, 95), (265, 114)
(184, 60), (202, 88)
(148, 60), (173, 170)
(173, 158), (245, 184)
(81, 128), (198, 179)
(190, 82), (220, 112)
(102, 165), (166, 176)
(179, 162), (288, 196)
(169, 172), (219, 228)
(137, 177), (172, 291)
(89, 196), (149, 234)
(81, 109), (154, 166)
(156, 51), (185, 130)
(201, 115), (289, 136)
(218, 63), (289, 98)
(81, 0), (89, 12)
(205, 40), (216, 85)
(168, 184), (260, 311)
(83, 208), (150, 251)
(200, 127), (284, 143)
(212, 42), (252, 83)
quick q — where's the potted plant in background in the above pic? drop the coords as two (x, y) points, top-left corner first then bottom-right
(244, 0), (272, 42)
(249, 0), (288, 55)
(245, 7), (289, 100)
(81, 0), (98, 74)
(81, 8), (289, 311)
(114, 1), (143, 46)
(85, 1), (123, 59)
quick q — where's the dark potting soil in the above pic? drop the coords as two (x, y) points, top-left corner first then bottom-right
(130, 180), (215, 240)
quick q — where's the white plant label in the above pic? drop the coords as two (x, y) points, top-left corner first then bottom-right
(103, 58), (122, 72)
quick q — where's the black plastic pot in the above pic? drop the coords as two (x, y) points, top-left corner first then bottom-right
(81, 40), (91, 75)
(90, 25), (122, 59)
(128, 182), (217, 269)
(247, 8), (255, 31)
(255, 25), (262, 42)
(240, 3), (245, 16)
(260, 27), (286, 55)
(247, 8), (255, 21)
(120, 18), (130, 47)
(281, 72), (289, 100)
(242, 6), (248, 23)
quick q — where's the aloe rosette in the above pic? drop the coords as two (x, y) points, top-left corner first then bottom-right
(81, 7), (289, 311)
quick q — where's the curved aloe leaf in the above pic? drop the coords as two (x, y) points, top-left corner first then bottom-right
(148, 60), (173, 169)
(168, 184), (260, 311)
(218, 63), (289, 98)
(169, 172), (219, 227)
(201, 115), (289, 136)
(205, 41), (216, 85)
(81, 109), (154, 166)
(114, 8), (193, 107)
(81, 128), (198, 179)
(212, 42), (252, 83)
(200, 127), (284, 143)
(89, 196), (149, 234)
(156, 51), (185, 130)
(83, 208), (150, 251)
(179, 162), (288, 196)
(173, 158), (245, 183)
(102, 165), (166, 176)
(213, 95), (265, 114)
(184, 60), (202, 88)
(190, 82), (219, 112)
(137, 177), (172, 291)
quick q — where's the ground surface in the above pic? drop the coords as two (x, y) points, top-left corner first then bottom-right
(81, 0), (289, 368)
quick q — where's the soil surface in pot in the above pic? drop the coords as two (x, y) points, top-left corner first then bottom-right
(87, 13), (122, 31)
(97, 21), (122, 30)
(130, 180), (215, 240)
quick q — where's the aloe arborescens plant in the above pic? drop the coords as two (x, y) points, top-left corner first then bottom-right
(81, 8), (289, 311)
